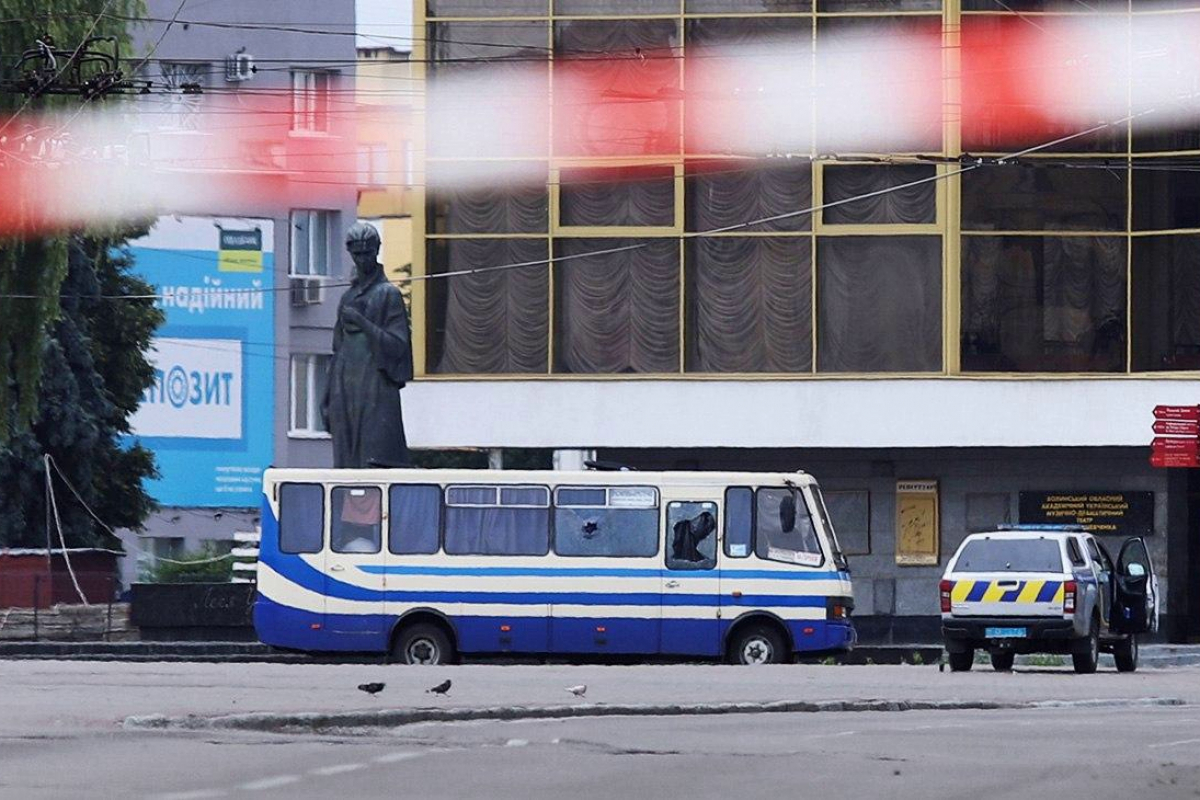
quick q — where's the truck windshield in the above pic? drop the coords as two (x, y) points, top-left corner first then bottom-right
(955, 538), (1063, 573)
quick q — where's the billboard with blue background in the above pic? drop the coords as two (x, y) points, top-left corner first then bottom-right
(127, 216), (275, 507)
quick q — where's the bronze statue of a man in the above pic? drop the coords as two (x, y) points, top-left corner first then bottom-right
(322, 222), (413, 468)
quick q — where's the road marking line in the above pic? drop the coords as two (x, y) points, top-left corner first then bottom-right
(310, 763), (366, 776)
(505, 739), (529, 747)
(240, 776), (300, 791)
(374, 752), (422, 764)
(1149, 738), (1200, 749)
(153, 791), (226, 800)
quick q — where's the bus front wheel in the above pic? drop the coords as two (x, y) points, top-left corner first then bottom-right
(393, 622), (455, 666)
(727, 623), (788, 665)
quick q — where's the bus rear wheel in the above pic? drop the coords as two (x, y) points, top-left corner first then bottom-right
(727, 624), (788, 665)
(392, 622), (455, 666)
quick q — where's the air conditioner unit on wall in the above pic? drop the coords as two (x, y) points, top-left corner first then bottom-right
(289, 276), (322, 306)
(224, 53), (254, 82)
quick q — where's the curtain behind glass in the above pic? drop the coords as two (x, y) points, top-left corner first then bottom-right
(554, 20), (680, 158)
(963, 164), (1126, 231)
(555, 238), (680, 373)
(688, 237), (812, 372)
(436, 238), (549, 374)
(823, 165), (936, 225)
(687, 163), (812, 232)
(430, 162), (548, 234)
(817, 236), (942, 372)
(1132, 236), (1200, 371)
(560, 166), (674, 227)
(961, 236), (1126, 373)
(444, 507), (549, 555)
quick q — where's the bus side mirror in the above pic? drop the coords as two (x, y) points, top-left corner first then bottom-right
(1126, 562), (1146, 578)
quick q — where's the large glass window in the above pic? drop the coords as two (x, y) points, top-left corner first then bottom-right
(331, 486), (382, 554)
(666, 501), (718, 571)
(279, 483), (324, 554)
(554, 238), (680, 373)
(961, 236), (1127, 373)
(553, 486), (659, 557)
(755, 487), (823, 566)
(290, 210), (332, 277)
(686, 237), (812, 373)
(429, 22), (549, 159)
(291, 70), (330, 133)
(444, 485), (550, 555)
(428, 238), (550, 374)
(559, 166), (675, 228)
(724, 487), (753, 558)
(389, 484), (442, 555)
(963, 164), (1126, 232)
(1133, 162), (1200, 231)
(428, 162), (548, 234)
(427, 0), (547, 15)
(817, 236), (942, 372)
(823, 165), (936, 225)
(554, 20), (680, 158)
(1132, 236), (1200, 371)
(686, 162), (812, 233)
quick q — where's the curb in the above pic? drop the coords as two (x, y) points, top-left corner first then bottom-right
(123, 696), (1185, 734)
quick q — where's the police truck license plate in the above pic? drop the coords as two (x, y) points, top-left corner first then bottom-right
(985, 627), (1026, 638)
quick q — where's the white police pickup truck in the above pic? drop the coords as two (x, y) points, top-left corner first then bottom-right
(941, 525), (1158, 674)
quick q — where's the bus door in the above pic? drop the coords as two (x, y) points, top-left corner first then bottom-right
(325, 485), (387, 641)
(662, 501), (721, 656)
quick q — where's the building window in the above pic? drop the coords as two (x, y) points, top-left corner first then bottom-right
(290, 354), (330, 435)
(290, 210), (332, 277)
(357, 143), (389, 188)
(823, 165), (936, 225)
(963, 164), (1126, 232)
(1132, 236), (1200, 372)
(554, 238), (680, 373)
(817, 236), (943, 373)
(961, 236), (1126, 373)
(824, 490), (870, 555)
(559, 166), (675, 228)
(291, 70), (330, 132)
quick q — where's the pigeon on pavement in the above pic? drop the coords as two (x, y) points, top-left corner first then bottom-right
(358, 682), (386, 695)
(427, 679), (452, 695)
(566, 685), (587, 698)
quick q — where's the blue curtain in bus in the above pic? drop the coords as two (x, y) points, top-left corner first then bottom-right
(444, 507), (550, 555)
(389, 485), (442, 555)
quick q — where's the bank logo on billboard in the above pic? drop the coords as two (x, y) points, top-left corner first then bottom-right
(126, 216), (275, 508)
(133, 338), (243, 439)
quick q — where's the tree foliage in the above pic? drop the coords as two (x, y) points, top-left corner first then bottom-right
(1, 3), (157, 548)
(0, 0), (145, 438)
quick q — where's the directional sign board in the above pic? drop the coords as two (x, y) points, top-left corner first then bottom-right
(1153, 405), (1200, 421)
(1151, 452), (1200, 469)
(1153, 420), (1200, 436)
(1153, 437), (1199, 454)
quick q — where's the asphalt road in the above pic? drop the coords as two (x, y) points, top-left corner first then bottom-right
(3, 661), (1200, 799)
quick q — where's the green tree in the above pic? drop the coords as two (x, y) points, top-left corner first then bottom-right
(0, 0), (144, 438)
(0, 233), (162, 547)
(1, 3), (155, 547)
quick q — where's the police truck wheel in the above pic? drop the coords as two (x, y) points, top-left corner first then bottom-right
(727, 624), (787, 665)
(948, 650), (973, 672)
(1114, 634), (1138, 673)
(1072, 618), (1100, 674)
(393, 623), (454, 666)
(990, 651), (1015, 672)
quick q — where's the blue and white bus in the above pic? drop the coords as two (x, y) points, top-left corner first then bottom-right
(254, 468), (854, 664)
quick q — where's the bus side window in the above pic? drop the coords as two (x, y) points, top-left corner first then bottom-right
(724, 487), (753, 558)
(389, 484), (442, 555)
(331, 486), (382, 554)
(279, 483), (324, 554)
(666, 502), (718, 571)
(755, 487), (823, 567)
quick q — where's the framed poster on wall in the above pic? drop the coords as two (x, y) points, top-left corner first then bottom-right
(896, 480), (939, 565)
